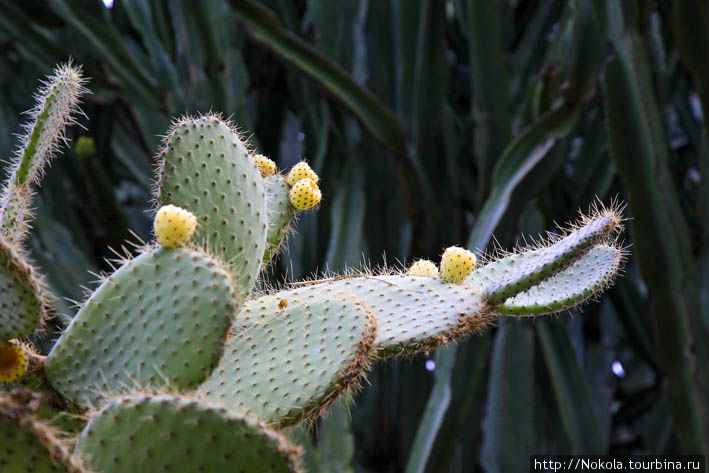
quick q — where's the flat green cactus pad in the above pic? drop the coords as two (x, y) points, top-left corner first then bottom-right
(497, 244), (621, 315)
(1, 393), (86, 473)
(0, 239), (45, 340)
(250, 276), (491, 357)
(483, 214), (619, 304)
(76, 394), (301, 473)
(200, 294), (377, 426)
(155, 114), (268, 298)
(45, 246), (237, 406)
(264, 174), (294, 263)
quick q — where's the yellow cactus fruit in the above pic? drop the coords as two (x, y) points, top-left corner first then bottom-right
(289, 178), (322, 211)
(440, 246), (477, 284)
(253, 154), (276, 178)
(407, 259), (439, 278)
(154, 205), (198, 248)
(286, 161), (319, 186)
(0, 340), (28, 382)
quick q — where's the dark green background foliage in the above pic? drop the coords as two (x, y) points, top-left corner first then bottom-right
(1, 0), (707, 471)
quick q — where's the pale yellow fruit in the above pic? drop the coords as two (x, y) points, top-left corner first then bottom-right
(407, 259), (439, 278)
(253, 154), (276, 178)
(440, 246), (476, 284)
(286, 161), (319, 186)
(289, 178), (322, 211)
(154, 205), (198, 248)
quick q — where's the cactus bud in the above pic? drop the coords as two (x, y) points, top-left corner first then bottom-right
(75, 136), (96, 162)
(0, 341), (28, 382)
(154, 205), (198, 248)
(253, 154), (276, 178)
(286, 161), (319, 186)
(289, 178), (322, 211)
(440, 246), (476, 284)
(407, 259), (439, 278)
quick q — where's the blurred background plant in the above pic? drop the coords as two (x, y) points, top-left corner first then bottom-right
(0, 0), (706, 471)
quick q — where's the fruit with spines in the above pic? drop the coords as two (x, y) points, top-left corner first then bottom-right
(286, 161), (319, 186)
(45, 246), (238, 406)
(289, 178), (322, 211)
(253, 154), (276, 177)
(155, 113), (268, 298)
(440, 246), (477, 284)
(199, 294), (377, 427)
(407, 259), (439, 278)
(76, 394), (302, 473)
(154, 204), (198, 248)
(0, 340), (29, 382)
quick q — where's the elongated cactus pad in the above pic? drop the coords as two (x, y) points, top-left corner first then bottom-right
(0, 62), (87, 245)
(251, 276), (492, 357)
(45, 246), (237, 406)
(76, 394), (301, 473)
(155, 114), (268, 298)
(498, 244), (621, 315)
(1, 391), (87, 473)
(200, 294), (377, 426)
(264, 174), (294, 263)
(0, 239), (46, 340)
(483, 213), (621, 304)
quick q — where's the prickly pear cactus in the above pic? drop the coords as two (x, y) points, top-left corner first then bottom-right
(155, 114), (268, 298)
(1, 61), (629, 471)
(45, 246), (237, 406)
(76, 394), (301, 473)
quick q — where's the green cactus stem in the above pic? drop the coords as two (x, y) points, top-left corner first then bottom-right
(0, 62), (87, 245)
(76, 394), (302, 473)
(45, 246), (238, 406)
(155, 113), (268, 298)
(0, 238), (47, 340)
(264, 174), (295, 263)
(199, 294), (377, 427)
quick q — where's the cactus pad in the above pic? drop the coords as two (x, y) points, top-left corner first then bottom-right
(1, 391), (87, 473)
(45, 246), (237, 406)
(483, 213), (620, 304)
(264, 175), (294, 262)
(200, 294), (377, 426)
(155, 114), (268, 298)
(0, 239), (46, 340)
(76, 394), (301, 473)
(497, 244), (622, 315)
(236, 276), (492, 357)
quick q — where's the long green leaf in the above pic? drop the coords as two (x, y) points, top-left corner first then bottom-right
(480, 321), (535, 473)
(229, 0), (405, 156)
(536, 320), (606, 453)
(603, 50), (706, 453)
